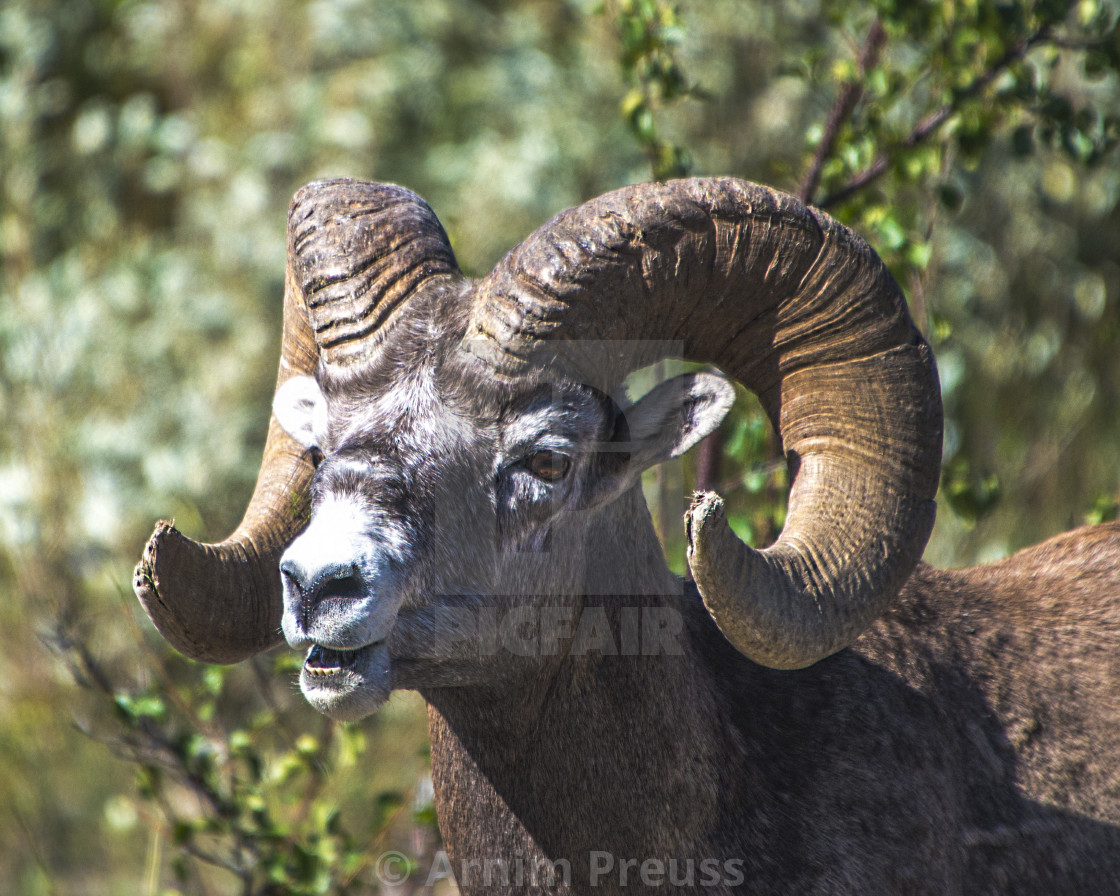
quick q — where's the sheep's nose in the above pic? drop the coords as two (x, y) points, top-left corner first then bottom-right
(281, 557), (365, 606)
(280, 556), (313, 598)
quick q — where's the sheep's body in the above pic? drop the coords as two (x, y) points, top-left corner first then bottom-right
(427, 522), (1120, 895)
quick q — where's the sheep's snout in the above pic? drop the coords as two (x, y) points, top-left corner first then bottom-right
(278, 496), (407, 652)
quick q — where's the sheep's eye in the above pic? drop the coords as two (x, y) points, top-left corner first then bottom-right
(307, 446), (325, 469)
(525, 450), (570, 482)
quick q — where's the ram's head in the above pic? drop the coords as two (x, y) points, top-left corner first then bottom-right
(135, 178), (942, 720)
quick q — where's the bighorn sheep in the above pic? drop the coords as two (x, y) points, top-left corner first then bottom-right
(135, 177), (1120, 894)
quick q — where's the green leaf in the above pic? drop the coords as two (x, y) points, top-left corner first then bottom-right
(1086, 495), (1120, 526)
(114, 693), (168, 725)
(942, 459), (1002, 526)
(930, 313), (953, 343)
(906, 241), (933, 270)
(875, 215), (906, 251)
(202, 664), (226, 695)
(620, 88), (645, 120)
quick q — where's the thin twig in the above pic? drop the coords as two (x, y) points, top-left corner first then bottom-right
(294, 716), (336, 825)
(819, 29), (1052, 209)
(799, 18), (888, 204)
(694, 422), (723, 495)
(249, 654), (301, 750)
(907, 142), (954, 334)
(11, 804), (60, 896)
(54, 623), (236, 821)
(115, 587), (223, 739)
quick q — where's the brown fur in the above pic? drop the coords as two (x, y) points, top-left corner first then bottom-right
(423, 523), (1120, 894)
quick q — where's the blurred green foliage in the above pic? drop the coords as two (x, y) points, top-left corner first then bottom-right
(610, 0), (699, 179)
(1, 0), (1118, 892)
(53, 622), (431, 894)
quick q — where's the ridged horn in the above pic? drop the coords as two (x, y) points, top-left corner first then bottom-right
(134, 179), (461, 664)
(464, 177), (942, 669)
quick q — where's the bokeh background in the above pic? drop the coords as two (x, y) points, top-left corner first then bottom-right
(1, 0), (1118, 892)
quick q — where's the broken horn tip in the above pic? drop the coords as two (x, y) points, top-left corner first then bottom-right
(687, 491), (725, 521)
(145, 519), (180, 547)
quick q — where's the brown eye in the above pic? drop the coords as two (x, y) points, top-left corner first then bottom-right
(526, 450), (570, 482)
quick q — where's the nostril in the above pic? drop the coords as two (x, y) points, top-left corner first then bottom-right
(282, 559), (366, 606)
(312, 564), (364, 602)
(280, 558), (310, 596)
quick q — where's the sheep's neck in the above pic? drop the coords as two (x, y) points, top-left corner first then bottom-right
(422, 489), (733, 891)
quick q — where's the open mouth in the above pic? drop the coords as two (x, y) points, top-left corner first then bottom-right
(304, 643), (370, 676)
(298, 640), (392, 721)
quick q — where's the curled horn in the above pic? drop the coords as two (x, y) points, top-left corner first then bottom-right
(464, 178), (942, 669)
(135, 179), (461, 664)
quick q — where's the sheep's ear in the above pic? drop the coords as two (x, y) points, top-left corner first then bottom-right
(273, 375), (328, 450)
(579, 373), (734, 512)
(622, 372), (735, 472)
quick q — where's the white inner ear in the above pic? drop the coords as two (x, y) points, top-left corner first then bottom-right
(273, 375), (328, 450)
(625, 372), (736, 468)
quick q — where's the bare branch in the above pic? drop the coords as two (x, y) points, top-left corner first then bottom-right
(799, 18), (888, 204)
(818, 28), (1052, 209)
(693, 426), (724, 497)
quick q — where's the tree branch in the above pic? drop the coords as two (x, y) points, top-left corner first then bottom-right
(799, 18), (887, 204)
(818, 29), (1052, 209)
(693, 424), (723, 497)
